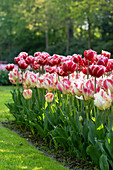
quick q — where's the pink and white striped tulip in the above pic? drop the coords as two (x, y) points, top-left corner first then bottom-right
(82, 78), (100, 100)
(57, 78), (72, 94)
(45, 92), (54, 103)
(9, 69), (22, 84)
(23, 70), (38, 88)
(94, 89), (112, 110)
(23, 89), (32, 99)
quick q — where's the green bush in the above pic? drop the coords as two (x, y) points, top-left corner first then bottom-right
(0, 70), (11, 85)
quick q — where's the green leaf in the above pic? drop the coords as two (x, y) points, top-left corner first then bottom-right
(88, 121), (96, 145)
(87, 145), (101, 166)
(99, 154), (109, 170)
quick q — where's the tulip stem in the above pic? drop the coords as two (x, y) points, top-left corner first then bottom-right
(87, 60), (89, 79)
(68, 74), (70, 81)
(77, 64), (78, 79)
(95, 77), (96, 93)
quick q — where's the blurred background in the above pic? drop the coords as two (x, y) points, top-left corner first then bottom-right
(0, 0), (113, 62)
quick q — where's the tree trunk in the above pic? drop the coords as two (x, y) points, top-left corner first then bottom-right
(46, 30), (49, 50)
(66, 25), (69, 54)
(87, 16), (91, 49)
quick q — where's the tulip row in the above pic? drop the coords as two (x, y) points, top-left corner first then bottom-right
(6, 49), (113, 169)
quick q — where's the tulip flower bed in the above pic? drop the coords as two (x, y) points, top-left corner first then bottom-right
(6, 50), (113, 169)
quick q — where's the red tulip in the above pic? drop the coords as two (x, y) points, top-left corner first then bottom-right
(47, 54), (61, 66)
(45, 65), (57, 74)
(18, 59), (28, 69)
(84, 49), (97, 62)
(96, 55), (108, 67)
(82, 57), (93, 66)
(32, 61), (40, 70)
(6, 64), (14, 71)
(62, 60), (77, 74)
(72, 54), (82, 63)
(25, 55), (34, 65)
(56, 66), (68, 76)
(18, 52), (28, 59)
(34, 52), (41, 57)
(105, 59), (113, 72)
(14, 57), (21, 64)
(81, 67), (87, 75)
(89, 64), (106, 78)
(101, 50), (111, 59)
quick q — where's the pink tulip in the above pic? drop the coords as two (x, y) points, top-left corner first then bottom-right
(43, 73), (58, 91)
(57, 78), (72, 94)
(82, 78), (100, 100)
(23, 70), (38, 88)
(45, 65), (57, 74)
(23, 89), (32, 99)
(99, 78), (113, 94)
(45, 92), (54, 103)
(71, 80), (83, 96)
(84, 49), (97, 62)
(9, 69), (22, 84)
(6, 64), (14, 71)
(18, 52), (28, 59)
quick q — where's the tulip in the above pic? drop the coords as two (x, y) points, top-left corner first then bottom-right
(43, 73), (58, 91)
(6, 64), (14, 71)
(89, 64), (106, 78)
(47, 54), (61, 66)
(18, 52), (28, 59)
(14, 57), (21, 64)
(99, 78), (113, 94)
(71, 80), (83, 96)
(45, 65), (57, 74)
(23, 70), (38, 88)
(34, 52), (41, 57)
(96, 55), (108, 67)
(62, 60), (77, 74)
(101, 50), (111, 59)
(18, 59), (28, 69)
(25, 55), (34, 65)
(9, 69), (22, 84)
(94, 89), (112, 110)
(32, 61), (40, 70)
(105, 59), (113, 72)
(23, 89), (32, 99)
(82, 78), (100, 100)
(56, 66), (68, 76)
(81, 67), (87, 75)
(57, 78), (72, 94)
(72, 54), (82, 64)
(84, 49), (97, 62)
(45, 92), (54, 103)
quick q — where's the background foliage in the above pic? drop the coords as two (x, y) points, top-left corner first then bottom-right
(0, 0), (113, 62)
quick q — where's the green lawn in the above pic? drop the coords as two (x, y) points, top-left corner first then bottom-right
(0, 86), (68, 170)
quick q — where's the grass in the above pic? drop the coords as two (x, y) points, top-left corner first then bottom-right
(0, 86), (68, 170)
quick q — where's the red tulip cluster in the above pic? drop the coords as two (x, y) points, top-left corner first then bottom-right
(8, 49), (113, 109)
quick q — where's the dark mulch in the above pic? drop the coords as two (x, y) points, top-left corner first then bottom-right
(1, 121), (96, 170)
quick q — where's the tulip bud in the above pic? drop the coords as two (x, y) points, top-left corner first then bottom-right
(23, 89), (32, 99)
(6, 64), (14, 71)
(45, 92), (54, 103)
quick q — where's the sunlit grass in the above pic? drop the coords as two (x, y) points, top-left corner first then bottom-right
(0, 86), (15, 121)
(0, 86), (68, 170)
